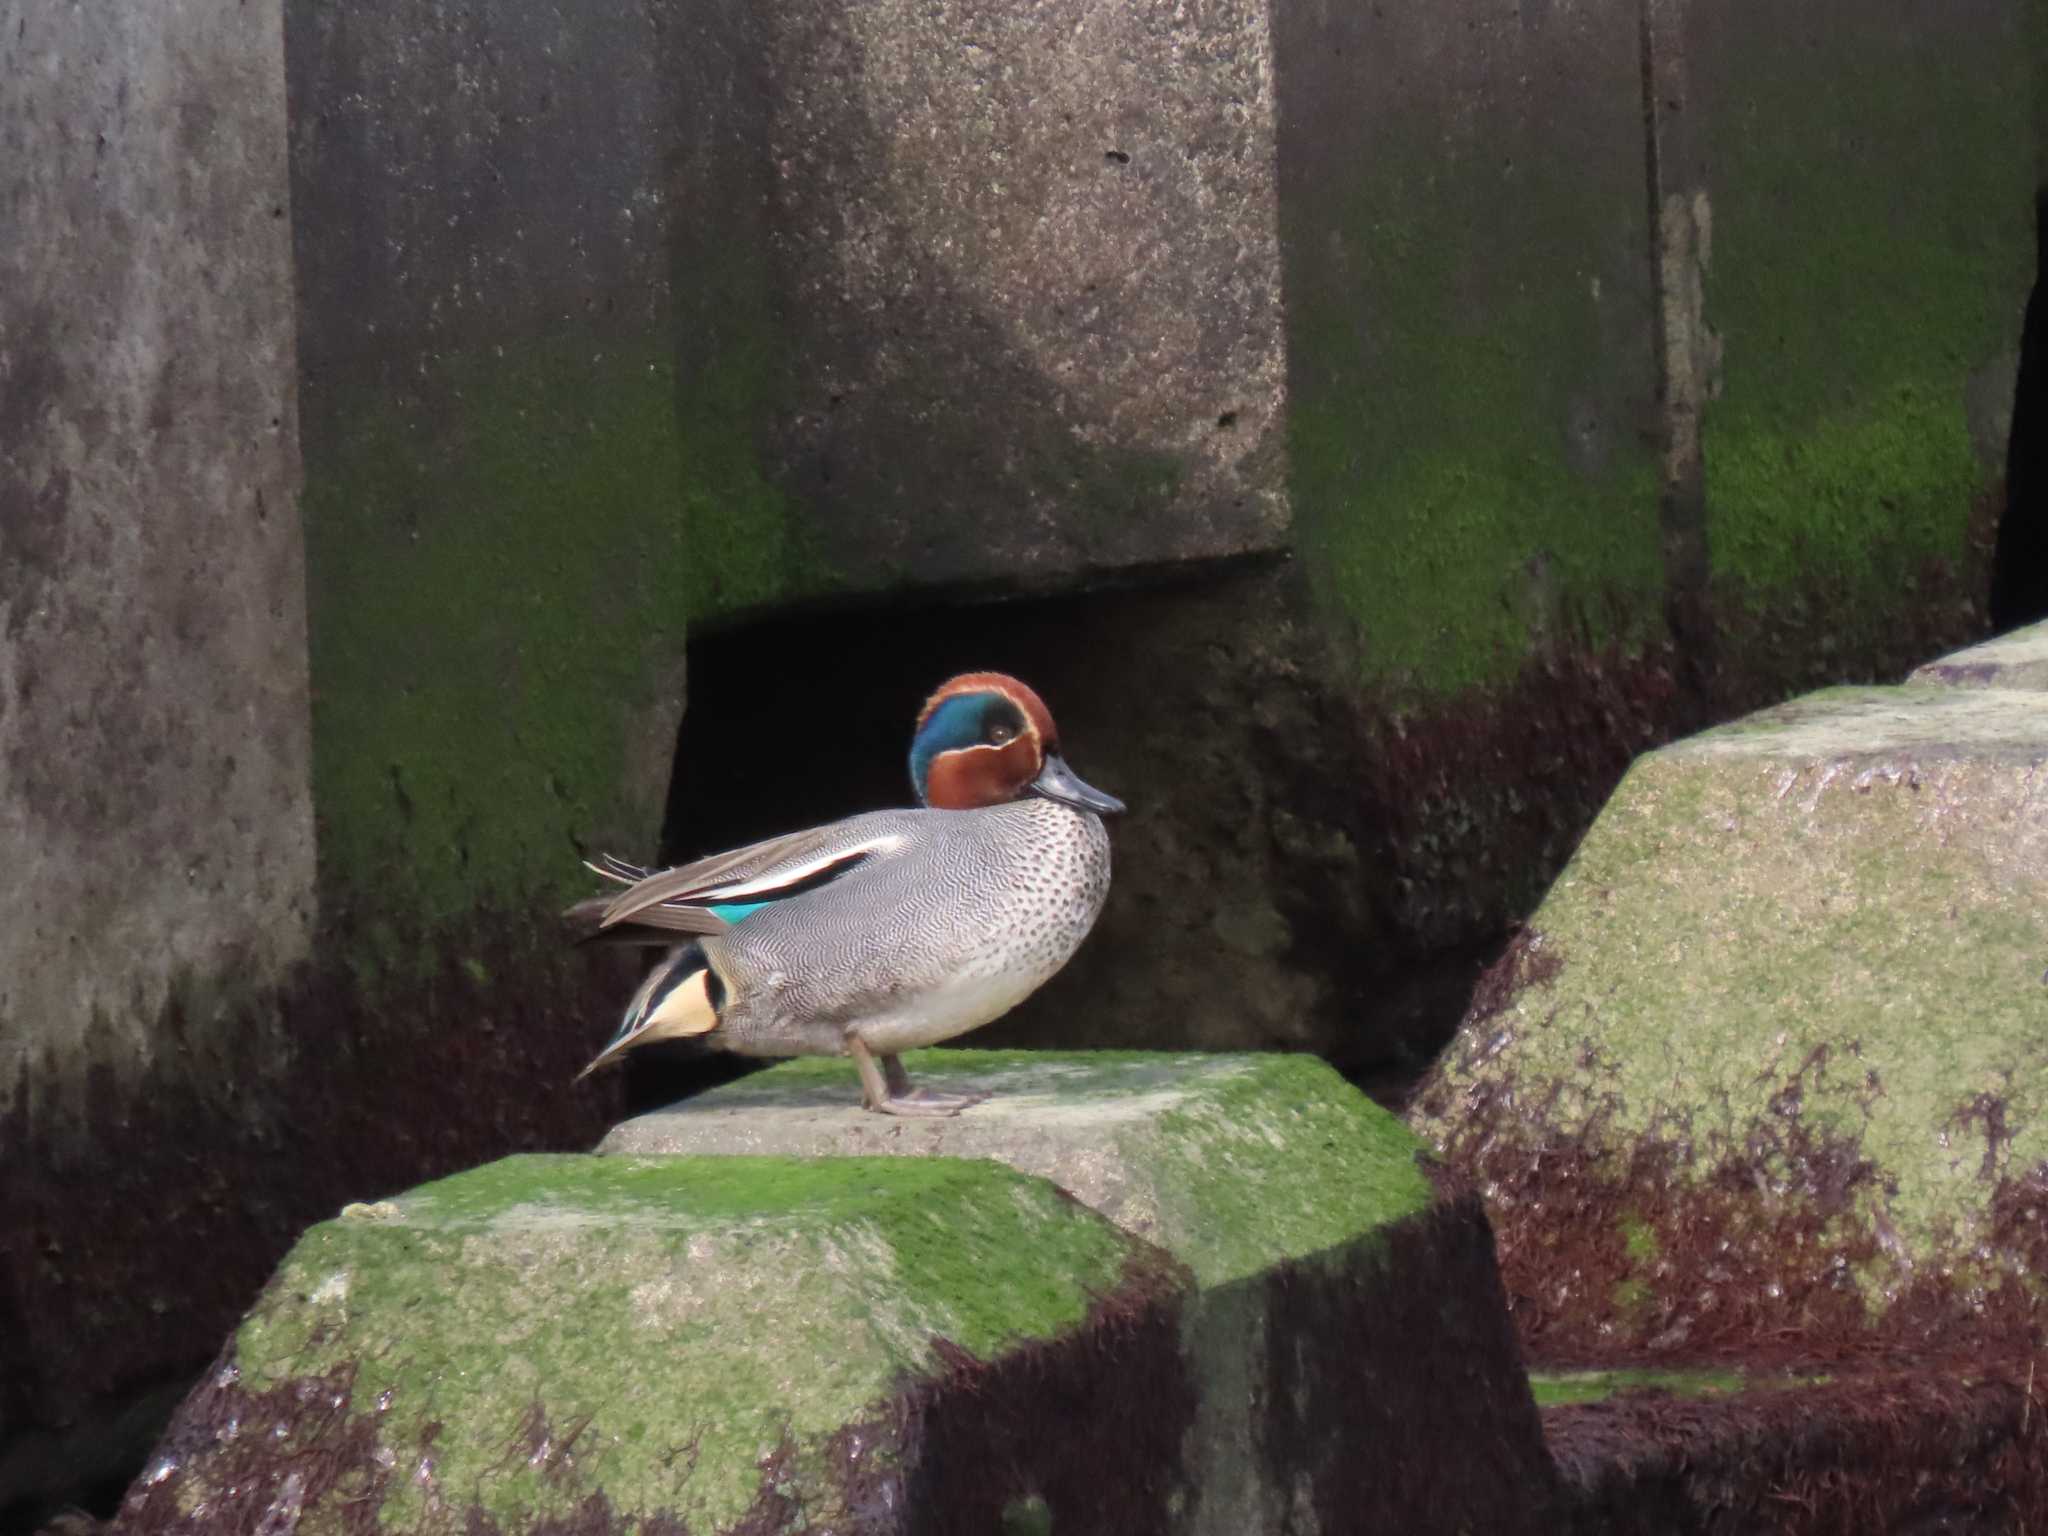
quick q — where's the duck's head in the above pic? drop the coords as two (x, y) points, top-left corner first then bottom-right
(909, 671), (1126, 816)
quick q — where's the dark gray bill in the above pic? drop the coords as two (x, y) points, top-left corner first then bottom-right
(1030, 752), (1127, 816)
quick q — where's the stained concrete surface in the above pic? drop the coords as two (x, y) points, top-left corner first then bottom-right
(0, 0), (315, 1510)
(756, 0), (1291, 592)
(0, 9), (314, 1127)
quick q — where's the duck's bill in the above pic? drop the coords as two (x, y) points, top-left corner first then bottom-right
(1031, 752), (1127, 817)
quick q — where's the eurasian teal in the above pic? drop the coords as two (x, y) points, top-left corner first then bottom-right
(568, 672), (1124, 1116)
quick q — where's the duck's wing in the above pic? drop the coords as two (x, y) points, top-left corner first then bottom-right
(590, 812), (914, 933)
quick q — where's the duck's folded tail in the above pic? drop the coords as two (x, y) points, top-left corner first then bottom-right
(562, 856), (730, 945)
(574, 942), (725, 1081)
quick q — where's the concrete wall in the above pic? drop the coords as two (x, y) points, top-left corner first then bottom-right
(0, 0), (315, 1510)
(751, 0), (1289, 592)
(0, 7), (314, 1104)
(2, 0), (2038, 1518)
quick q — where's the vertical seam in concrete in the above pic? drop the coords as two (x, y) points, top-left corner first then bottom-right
(1640, 0), (1718, 703)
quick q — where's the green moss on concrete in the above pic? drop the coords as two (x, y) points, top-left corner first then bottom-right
(1413, 683), (2048, 1312)
(1528, 1367), (1767, 1408)
(303, 332), (834, 947)
(1285, 88), (1665, 694)
(1697, 24), (2032, 611)
(233, 1153), (1151, 1533)
(673, 236), (831, 623)
(650, 1050), (1436, 1289)
(1147, 1053), (1433, 1287)
(1620, 1213), (1659, 1265)
(305, 343), (688, 934)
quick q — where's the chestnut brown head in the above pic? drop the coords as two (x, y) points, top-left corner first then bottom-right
(908, 672), (1125, 816)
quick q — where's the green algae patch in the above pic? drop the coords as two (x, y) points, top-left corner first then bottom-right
(1529, 1367), (1759, 1408)
(1531, 1365), (1828, 1408)
(1413, 681), (2048, 1355)
(1693, 14), (2031, 622)
(605, 1050), (1435, 1289)
(1280, 18), (1665, 696)
(303, 341), (692, 940)
(222, 1153), (1158, 1532)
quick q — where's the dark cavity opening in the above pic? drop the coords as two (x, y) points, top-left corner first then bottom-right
(1991, 186), (2048, 631)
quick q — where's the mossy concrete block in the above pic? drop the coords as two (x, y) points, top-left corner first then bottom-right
(1412, 682), (2048, 1352)
(1909, 620), (2048, 691)
(285, 0), (701, 932)
(116, 1155), (1192, 1534)
(606, 1051), (1561, 1532)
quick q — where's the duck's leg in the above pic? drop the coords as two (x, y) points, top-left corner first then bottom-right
(847, 1035), (988, 1117)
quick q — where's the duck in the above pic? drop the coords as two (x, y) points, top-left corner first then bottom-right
(565, 671), (1125, 1116)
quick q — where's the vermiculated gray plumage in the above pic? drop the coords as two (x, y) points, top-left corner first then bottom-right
(696, 798), (1109, 1056)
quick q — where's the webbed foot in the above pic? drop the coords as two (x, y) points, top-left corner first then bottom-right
(849, 1038), (989, 1117)
(871, 1085), (992, 1118)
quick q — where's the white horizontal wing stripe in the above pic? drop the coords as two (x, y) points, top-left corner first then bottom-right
(697, 834), (904, 902)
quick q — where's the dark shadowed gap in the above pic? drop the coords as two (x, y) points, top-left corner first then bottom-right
(1990, 187), (2048, 631)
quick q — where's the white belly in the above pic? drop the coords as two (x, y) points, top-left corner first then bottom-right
(848, 966), (1047, 1054)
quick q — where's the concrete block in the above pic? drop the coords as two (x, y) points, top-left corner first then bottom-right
(114, 1155), (1191, 1534)
(1654, 0), (2033, 635)
(1909, 620), (2048, 690)
(0, 0), (315, 1089)
(284, 0), (696, 923)
(1413, 682), (2048, 1357)
(606, 1050), (1559, 1532)
(0, 18), (316, 1494)
(748, 0), (1290, 596)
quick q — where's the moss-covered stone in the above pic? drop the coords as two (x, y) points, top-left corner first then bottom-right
(303, 343), (691, 937)
(602, 1050), (1434, 1288)
(1412, 681), (2048, 1354)
(600, 1050), (1559, 1533)
(144, 1153), (1180, 1534)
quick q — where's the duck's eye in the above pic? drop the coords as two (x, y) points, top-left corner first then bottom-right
(987, 722), (1015, 746)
